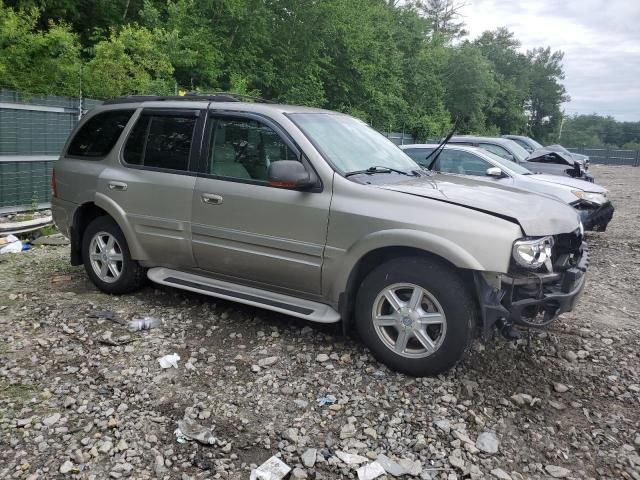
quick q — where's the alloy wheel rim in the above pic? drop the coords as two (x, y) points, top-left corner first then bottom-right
(89, 232), (124, 283)
(371, 283), (447, 359)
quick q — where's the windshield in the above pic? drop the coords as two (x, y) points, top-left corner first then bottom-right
(479, 149), (532, 174)
(289, 113), (420, 174)
(501, 139), (531, 162)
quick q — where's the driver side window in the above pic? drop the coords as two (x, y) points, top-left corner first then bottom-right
(208, 117), (298, 181)
(437, 150), (489, 176)
(479, 143), (511, 160)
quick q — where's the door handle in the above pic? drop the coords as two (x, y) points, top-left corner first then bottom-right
(108, 181), (128, 191)
(201, 193), (223, 205)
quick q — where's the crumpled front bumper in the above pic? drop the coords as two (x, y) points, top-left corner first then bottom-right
(475, 246), (589, 333)
(579, 202), (615, 231)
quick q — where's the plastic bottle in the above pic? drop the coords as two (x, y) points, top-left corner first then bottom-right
(127, 316), (161, 332)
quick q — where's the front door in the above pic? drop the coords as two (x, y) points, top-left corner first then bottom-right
(190, 113), (331, 295)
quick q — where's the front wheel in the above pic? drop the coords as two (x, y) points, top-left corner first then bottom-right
(355, 257), (475, 376)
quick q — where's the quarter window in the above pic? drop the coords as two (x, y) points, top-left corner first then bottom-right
(67, 109), (134, 158)
(123, 113), (197, 172)
(207, 117), (298, 181)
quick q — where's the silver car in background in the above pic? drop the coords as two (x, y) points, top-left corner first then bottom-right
(402, 144), (613, 231)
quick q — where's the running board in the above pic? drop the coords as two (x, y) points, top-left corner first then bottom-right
(147, 268), (341, 323)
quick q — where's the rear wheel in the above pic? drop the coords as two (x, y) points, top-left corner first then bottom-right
(355, 257), (475, 376)
(82, 216), (146, 294)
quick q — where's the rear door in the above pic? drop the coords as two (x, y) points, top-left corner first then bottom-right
(100, 108), (203, 267)
(190, 112), (331, 295)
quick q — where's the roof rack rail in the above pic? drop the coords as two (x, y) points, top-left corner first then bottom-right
(103, 91), (275, 105)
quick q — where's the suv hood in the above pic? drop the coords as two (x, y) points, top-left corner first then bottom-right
(527, 148), (580, 166)
(529, 174), (607, 193)
(380, 174), (581, 236)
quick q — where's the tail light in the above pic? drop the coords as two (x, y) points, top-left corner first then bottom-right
(51, 168), (58, 198)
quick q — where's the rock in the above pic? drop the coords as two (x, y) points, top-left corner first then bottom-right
(340, 423), (357, 439)
(63, 396), (76, 408)
(258, 356), (278, 367)
(316, 353), (330, 362)
(59, 461), (74, 474)
(544, 465), (571, 478)
(43, 413), (61, 427)
(291, 468), (308, 479)
(336, 450), (368, 465)
(377, 454), (407, 476)
(398, 459), (421, 476)
(553, 382), (569, 393)
(434, 419), (451, 434)
(476, 431), (499, 454)
(99, 440), (113, 454)
(491, 468), (512, 480)
(562, 350), (578, 362)
(154, 455), (166, 476)
(364, 427), (378, 440)
(301, 448), (317, 468)
(548, 400), (566, 410)
(413, 434), (427, 452)
(283, 427), (299, 443)
(357, 461), (386, 480)
(634, 434), (640, 447)
(510, 393), (533, 406)
(448, 455), (465, 470)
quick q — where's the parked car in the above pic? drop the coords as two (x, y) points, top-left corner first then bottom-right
(502, 135), (590, 170)
(401, 144), (614, 231)
(52, 95), (589, 376)
(449, 135), (593, 182)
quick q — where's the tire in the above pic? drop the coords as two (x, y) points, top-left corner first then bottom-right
(82, 216), (146, 294)
(355, 256), (475, 376)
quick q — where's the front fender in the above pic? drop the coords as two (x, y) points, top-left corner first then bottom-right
(323, 228), (488, 304)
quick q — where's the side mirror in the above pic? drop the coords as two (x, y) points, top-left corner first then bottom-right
(486, 167), (504, 178)
(268, 160), (315, 189)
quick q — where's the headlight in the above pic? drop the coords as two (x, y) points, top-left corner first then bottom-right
(512, 236), (554, 270)
(572, 190), (607, 205)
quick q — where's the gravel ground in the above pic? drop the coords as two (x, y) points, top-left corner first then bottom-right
(0, 165), (639, 480)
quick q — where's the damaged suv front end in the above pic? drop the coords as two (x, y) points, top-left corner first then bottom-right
(476, 226), (588, 335)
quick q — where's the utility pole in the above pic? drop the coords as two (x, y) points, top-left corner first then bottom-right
(558, 114), (566, 141)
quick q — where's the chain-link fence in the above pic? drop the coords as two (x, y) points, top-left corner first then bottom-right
(0, 88), (101, 214)
(568, 148), (640, 166)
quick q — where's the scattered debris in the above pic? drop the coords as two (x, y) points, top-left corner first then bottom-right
(357, 461), (386, 480)
(0, 235), (24, 254)
(157, 353), (180, 369)
(127, 316), (161, 332)
(476, 431), (500, 454)
(317, 394), (337, 406)
(175, 418), (217, 445)
(250, 456), (291, 480)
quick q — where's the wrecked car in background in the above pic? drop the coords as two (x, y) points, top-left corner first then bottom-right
(449, 135), (594, 182)
(52, 95), (589, 376)
(503, 135), (591, 172)
(402, 144), (614, 231)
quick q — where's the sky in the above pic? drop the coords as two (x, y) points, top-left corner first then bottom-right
(461, 0), (640, 121)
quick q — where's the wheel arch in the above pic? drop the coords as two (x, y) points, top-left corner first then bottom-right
(336, 239), (480, 333)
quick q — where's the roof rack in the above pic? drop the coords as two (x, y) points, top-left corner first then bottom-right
(103, 91), (275, 105)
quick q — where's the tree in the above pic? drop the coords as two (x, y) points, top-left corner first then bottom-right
(0, 2), (82, 96)
(526, 47), (569, 142)
(413, 0), (467, 41)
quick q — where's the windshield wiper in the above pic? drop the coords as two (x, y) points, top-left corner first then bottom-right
(425, 117), (459, 170)
(345, 166), (414, 177)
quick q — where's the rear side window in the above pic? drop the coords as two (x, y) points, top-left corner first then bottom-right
(123, 113), (197, 172)
(67, 110), (134, 157)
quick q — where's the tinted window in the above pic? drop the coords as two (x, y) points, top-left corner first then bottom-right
(479, 143), (511, 159)
(437, 150), (489, 176)
(67, 109), (134, 157)
(124, 113), (196, 172)
(511, 138), (533, 152)
(404, 148), (434, 166)
(208, 118), (298, 181)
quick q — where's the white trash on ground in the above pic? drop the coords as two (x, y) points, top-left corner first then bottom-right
(128, 316), (161, 332)
(174, 418), (216, 445)
(249, 456), (291, 480)
(157, 353), (180, 369)
(0, 235), (22, 254)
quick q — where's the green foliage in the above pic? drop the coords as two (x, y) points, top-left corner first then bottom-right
(0, 0), (575, 141)
(560, 114), (640, 148)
